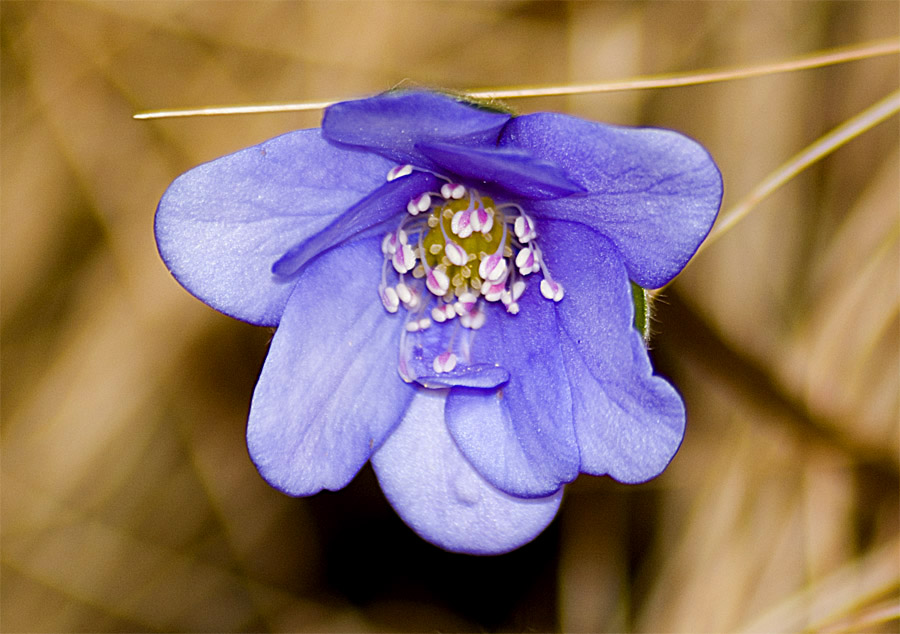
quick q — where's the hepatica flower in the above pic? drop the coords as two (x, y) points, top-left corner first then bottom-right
(156, 90), (722, 554)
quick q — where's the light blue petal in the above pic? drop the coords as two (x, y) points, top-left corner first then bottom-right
(155, 129), (393, 326)
(501, 113), (722, 289)
(246, 236), (414, 495)
(371, 389), (563, 555)
(445, 291), (579, 498)
(540, 220), (686, 482)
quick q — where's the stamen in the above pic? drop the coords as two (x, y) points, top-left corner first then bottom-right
(395, 282), (413, 305)
(387, 164), (414, 181)
(482, 280), (506, 302)
(426, 267), (450, 296)
(392, 243), (416, 274)
(540, 278), (565, 302)
(403, 288), (423, 311)
(444, 239), (468, 266)
(477, 212), (508, 283)
(381, 228), (408, 256)
(440, 183), (466, 199)
(378, 179), (567, 383)
(510, 280), (526, 301)
(380, 286), (400, 313)
(472, 205), (493, 234)
(515, 246), (540, 275)
(451, 208), (474, 239)
(405, 317), (433, 332)
(433, 351), (458, 374)
(407, 193), (432, 215)
(460, 306), (486, 330)
(514, 213), (537, 243)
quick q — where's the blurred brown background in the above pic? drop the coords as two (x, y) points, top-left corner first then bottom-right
(2, 2), (898, 632)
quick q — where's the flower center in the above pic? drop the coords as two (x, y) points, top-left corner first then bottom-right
(379, 166), (564, 381)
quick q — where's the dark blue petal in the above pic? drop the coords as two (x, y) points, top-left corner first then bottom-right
(444, 290), (579, 498)
(540, 220), (685, 482)
(155, 129), (393, 326)
(371, 389), (563, 555)
(246, 236), (414, 495)
(416, 141), (585, 200)
(322, 91), (511, 169)
(500, 113), (722, 289)
(272, 171), (439, 277)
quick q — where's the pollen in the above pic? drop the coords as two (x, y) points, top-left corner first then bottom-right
(421, 196), (502, 299)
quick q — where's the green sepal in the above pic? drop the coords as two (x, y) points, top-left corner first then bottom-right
(631, 282), (652, 343)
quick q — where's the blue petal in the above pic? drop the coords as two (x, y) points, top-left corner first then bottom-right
(246, 236), (414, 495)
(561, 330), (685, 482)
(155, 129), (393, 326)
(416, 141), (584, 200)
(540, 220), (685, 482)
(444, 292), (580, 498)
(272, 171), (439, 277)
(500, 113), (722, 289)
(322, 91), (511, 170)
(371, 388), (563, 555)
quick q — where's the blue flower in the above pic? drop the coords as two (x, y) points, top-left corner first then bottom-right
(155, 90), (722, 554)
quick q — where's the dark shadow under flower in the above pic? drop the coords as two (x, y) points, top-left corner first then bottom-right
(155, 90), (722, 554)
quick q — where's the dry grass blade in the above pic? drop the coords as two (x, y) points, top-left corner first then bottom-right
(132, 38), (899, 119)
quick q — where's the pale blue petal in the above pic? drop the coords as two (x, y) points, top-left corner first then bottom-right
(246, 236), (414, 495)
(156, 129), (393, 326)
(371, 389), (563, 555)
